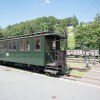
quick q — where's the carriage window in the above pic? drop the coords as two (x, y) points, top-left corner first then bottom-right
(0, 41), (4, 51)
(34, 37), (41, 51)
(8, 40), (12, 51)
(20, 38), (24, 51)
(0, 42), (1, 50)
(53, 41), (56, 50)
(4, 41), (6, 51)
(12, 40), (17, 51)
(25, 38), (30, 51)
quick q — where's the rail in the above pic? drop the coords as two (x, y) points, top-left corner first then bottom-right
(46, 51), (55, 62)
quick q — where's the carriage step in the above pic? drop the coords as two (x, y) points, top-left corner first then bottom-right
(44, 69), (58, 74)
(46, 66), (61, 70)
(47, 63), (56, 67)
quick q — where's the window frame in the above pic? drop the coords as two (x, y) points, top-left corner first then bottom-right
(25, 37), (30, 51)
(12, 39), (17, 51)
(3, 40), (7, 51)
(34, 37), (41, 51)
(0, 41), (3, 51)
(7, 40), (12, 51)
(20, 38), (25, 51)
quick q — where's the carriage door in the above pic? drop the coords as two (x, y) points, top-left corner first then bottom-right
(45, 35), (60, 64)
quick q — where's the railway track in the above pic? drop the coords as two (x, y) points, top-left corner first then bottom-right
(62, 75), (100, 87)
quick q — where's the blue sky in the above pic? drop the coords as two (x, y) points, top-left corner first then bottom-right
(0, 0), (100, 28)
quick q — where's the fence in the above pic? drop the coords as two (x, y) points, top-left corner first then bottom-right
(67, 49), (99, 57)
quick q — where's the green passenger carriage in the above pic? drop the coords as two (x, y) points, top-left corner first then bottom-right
(0, 32), (67, 74)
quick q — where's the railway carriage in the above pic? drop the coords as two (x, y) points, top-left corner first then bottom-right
(0, 32), (67, 74)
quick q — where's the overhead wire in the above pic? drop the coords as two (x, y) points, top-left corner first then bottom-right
(89, 0), (100, 11)
(92, 0), (100, 8)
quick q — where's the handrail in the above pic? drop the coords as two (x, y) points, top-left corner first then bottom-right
(47, 52), (55, 62)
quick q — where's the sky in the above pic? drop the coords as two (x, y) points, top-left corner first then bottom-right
(0, 0), (100, 28)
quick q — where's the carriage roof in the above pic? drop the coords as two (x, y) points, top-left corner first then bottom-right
(0, 31), (66, 40)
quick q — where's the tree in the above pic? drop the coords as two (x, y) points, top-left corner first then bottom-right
(70, 15), (78, 27)
(0, 16), (78, 37)
(75, 15), (100, 50)
(94, 13), (100, 22)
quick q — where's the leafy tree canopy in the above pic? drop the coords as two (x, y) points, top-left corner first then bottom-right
(75, 13), (100, 51)
(0, 16), (78, 37)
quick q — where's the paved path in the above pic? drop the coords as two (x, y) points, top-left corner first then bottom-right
(0, 65), (100, 100)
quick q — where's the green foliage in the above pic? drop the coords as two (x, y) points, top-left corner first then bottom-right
(64, 15), (78, 27)
(94, 13), (100, 22)
(75, 14), (100, 50)
(68, 34), (75, 49)
(0, 16), (78, 37)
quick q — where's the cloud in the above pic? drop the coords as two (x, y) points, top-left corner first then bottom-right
(41, 0), (51, 5)
(45, 0), (51, 4)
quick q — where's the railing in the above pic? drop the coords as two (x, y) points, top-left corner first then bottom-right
(47, 52), (55, 62)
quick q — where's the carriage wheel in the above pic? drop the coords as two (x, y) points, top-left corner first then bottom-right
(33, 66), (39, 73)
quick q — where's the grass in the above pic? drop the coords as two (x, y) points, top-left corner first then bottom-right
(67, 62), (86, 68)
(66, 62), (89, 77)
(70, 70), (86, 77)
(68, 34), (75, 49)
